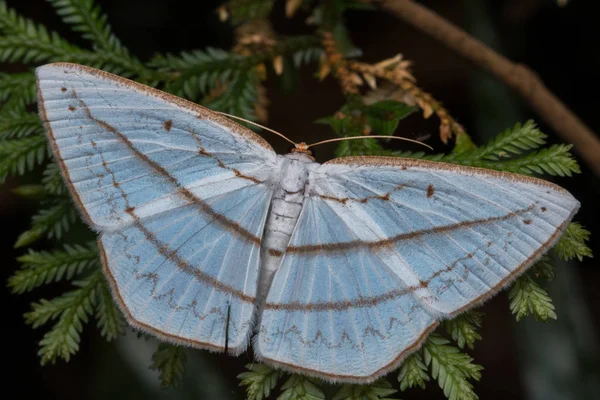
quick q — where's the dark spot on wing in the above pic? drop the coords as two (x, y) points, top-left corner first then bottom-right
(541, 207), (547, 212)
(427, 184), (435, 198)
(61, 87), (67, 92)
(68, 105), (76, 112)
(523, 219), (532, 225)
(163, 119), (173, 132)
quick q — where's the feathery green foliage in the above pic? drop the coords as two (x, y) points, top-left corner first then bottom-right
(398, 353), (430, 391)
(10, 242), (99, 293)
(423, 335), (483, 400)
(25, 270), (105, 364)
(15, 198), (78, 247)
(277, 375), (325, 400)
(333, 380), (398, 400)
(150, 343), (187, 388)
(224, 0), (275, 24)
(238, 364), (282, 400)
(509, 274), (557, 322)
(553, 222), (592, 261)
(1, 1), (592, 400)
(0, 135), (48, 182)
(443, 311), (484, 350)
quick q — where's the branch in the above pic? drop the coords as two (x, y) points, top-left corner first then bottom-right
(379, 0), (600, 175)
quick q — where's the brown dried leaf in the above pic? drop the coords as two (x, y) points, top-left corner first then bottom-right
(216, 5), (228, 22)
(273, 56), (284, 75)
(363, 73), (377, 89)
(318, 60), (331, 81)
(286, 0), (303, 17)
(440, 122), (451, 143)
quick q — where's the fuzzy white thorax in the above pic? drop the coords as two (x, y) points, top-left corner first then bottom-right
(257, 152), (318, 307)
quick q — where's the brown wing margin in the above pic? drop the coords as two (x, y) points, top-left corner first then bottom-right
(37, 62), (274, 151)
(324, 156), (569, 193)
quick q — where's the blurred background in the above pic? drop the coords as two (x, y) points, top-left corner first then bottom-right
(2, 0), (599, 399)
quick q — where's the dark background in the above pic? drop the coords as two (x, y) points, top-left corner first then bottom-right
(2, 0), (599, 399)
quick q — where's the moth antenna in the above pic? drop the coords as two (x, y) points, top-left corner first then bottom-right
(214, 111), (297, 147)
(307, 135), (434, 151)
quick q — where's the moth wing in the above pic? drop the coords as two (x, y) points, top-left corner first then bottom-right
(37, 63), (278, 352)
(257, 156), (578, 382)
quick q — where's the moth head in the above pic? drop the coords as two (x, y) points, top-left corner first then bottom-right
(290, 142), (313, 157)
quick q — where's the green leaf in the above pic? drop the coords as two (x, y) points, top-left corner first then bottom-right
(0, 1), (81, 63)
(238, 363), (281, 400)
(508, 274), (557, 322)
(0, 72), (36, 106)
(364, 100), (415, 136)
(531, 255), (555, 281)
(333, 379), (398, 400)
(423, 334), (483, 400)
(553, 222), (592, 262)
(25, 270), (103, 364)
(15, 199), (78, 248)
(95, 278), (125, 341)
(277, 375), (325, 400)
(0, 135), (48, 182)
(443, 311), (484, 350)
(443, 144), (580, 177)
(150, 343), (187, 388)
(398, 353), (430, 391)
(0, 110), (44, 139)
(459, 120), (546, 161)
(42, 162), (67, 196)
(10, 242), (99, 294)
(45, 0), (148, 77)
(12, 184), (47, 199)
(225, 0), (275, 24)
(204, 70), (260, 123)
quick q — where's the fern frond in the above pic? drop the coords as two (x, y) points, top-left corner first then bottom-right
(47, 0), (121, 51)
(15, 199), (78, 248)
(423, 334), (483, 400)
(553, 222), (592, 261)
(155, 36), (320, 99)
(46, 0), (149, 78)
(153, 47), (244, 99)
(398, 353), (430, 391)
(0, 135), (48, 182)
(150, 343), (187, 388)
(42, 162), (67, 196)
(0, 72), (36, 106)
(10, 242), (99, 294)
(277, 375), (325, 400)
(443, 311), (484, 350)
(0, 110), (44, 139)
(0, 2), (81, 63)
(95, 278), (125, 340)
(238, 363), (281, 400)
(333, 379), (398, 400)
(531, 255), (555, 281)
(444, 144), (580, 177)
(462, 121), (546, 161)
(225, 0), (275, 24)
(508, 274), (557, 321)
(204, 70), (259, 121)
(25, 270), (103, 364)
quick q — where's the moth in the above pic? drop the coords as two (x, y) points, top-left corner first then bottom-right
(36, 63), (579, 383)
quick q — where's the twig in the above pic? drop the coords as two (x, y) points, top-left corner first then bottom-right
(349, 60), (465, 143)
(321, 32), (361, 94)
(379, 0), (600, 175)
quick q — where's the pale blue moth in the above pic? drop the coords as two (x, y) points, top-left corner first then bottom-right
(36, 63), (580, 383)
